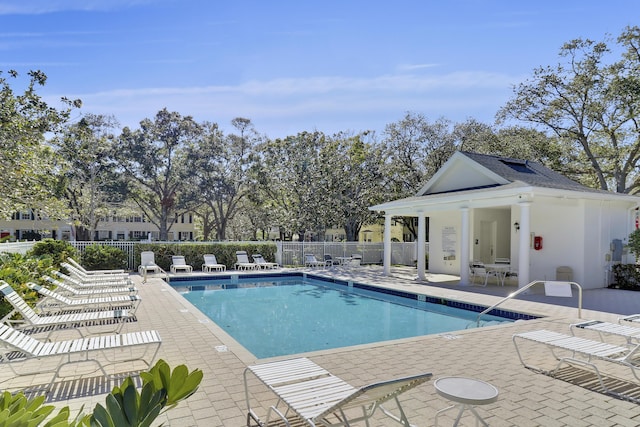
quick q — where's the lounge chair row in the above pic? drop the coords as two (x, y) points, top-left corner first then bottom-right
(137, 251), (280, 274)
(0, 261), (162, 387)
(513, 317), (640, 403)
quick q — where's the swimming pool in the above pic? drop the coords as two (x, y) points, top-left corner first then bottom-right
(173, 274), (529, 358)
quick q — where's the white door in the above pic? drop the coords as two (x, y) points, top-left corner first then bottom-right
(479, 220), (497, 263)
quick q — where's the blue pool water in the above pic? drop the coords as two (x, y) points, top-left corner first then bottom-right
(176, 275), (514, 358)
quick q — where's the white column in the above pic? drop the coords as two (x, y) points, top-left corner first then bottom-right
(383, 214), (392, 276)
(518, 202), (531, 288)
(417, 212), (426, 281)
(460, 207), (470, 285)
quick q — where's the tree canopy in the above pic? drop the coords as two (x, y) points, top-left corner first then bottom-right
(498, 25), (640, 194)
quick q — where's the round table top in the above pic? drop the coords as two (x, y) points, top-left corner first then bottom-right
(434, 377), (499, 405)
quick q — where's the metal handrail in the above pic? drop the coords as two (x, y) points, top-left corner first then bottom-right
(476, 280), (582, 327)
(142, 265), (169, 284)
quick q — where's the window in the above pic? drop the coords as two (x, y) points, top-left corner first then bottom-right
(21, 211), (32, 220)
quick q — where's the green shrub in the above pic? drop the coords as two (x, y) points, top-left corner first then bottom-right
(28, 239), (77, 269)
(0, 253), (51, 318)
(80, 245), (128, 271)
(611, 264), (640, 290)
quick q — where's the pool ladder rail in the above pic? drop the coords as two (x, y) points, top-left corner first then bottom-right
(142, 265), (170, 284)
(475, 280), (582, 327)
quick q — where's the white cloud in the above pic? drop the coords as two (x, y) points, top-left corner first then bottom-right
(48, 70), (522, 137)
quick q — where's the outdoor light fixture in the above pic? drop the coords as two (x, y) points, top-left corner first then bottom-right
(514, 222), (520, 231)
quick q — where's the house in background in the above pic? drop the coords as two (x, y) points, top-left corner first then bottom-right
(0, 210), (196, 241)
(370, 151), (640, 289)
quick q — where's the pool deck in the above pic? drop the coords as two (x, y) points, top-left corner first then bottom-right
(3, 266), (640, 426)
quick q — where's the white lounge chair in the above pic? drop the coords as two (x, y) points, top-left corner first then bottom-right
(202, 254), (226, 272)
(513, 329), (640, 402)
(170, 255), (193, 273)
(244, 357), (432, 427)
(304, 254), (330, 268)
(0, 281), (131, 336)
(252, 254), (278, 270)
(27, 282), (141, 315)
(53, 270), (131, 288)
(138, 251), (162, 275)
(0, 322), (161, 386)
(571, 320), (640, 345)
(43, 275), (137, 296)
(620, 314), (640, 325)
(62, 262), (131, 284)
(235, 251), (257, 270)
(66, 257), (126, 276)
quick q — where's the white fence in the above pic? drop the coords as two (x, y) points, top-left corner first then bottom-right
(0, 241), (37, 255)
(276, 241), (426, 267)
(1, 240), (427, 270)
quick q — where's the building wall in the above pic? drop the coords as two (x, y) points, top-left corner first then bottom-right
(0, 211), (196, 241)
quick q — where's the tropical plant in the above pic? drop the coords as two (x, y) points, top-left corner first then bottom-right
(0, 359), (202, 427)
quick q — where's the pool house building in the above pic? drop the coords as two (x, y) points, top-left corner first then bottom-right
(371, 151), (640, 290)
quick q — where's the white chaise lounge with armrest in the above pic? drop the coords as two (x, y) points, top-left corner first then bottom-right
(304, 254), (330, 268)
(0, 281), (131, 336)
(513, 329), (640, 402)
(235, 251), (257, 270)
(62, 263), (131, 285)
(43, 275), (137, 296)
(0, 322), (161, 387)
(27, 282), (141, 315)
(66, 257), (127, 276)
(170, 255), (193, 273)
(244, 356), (432, 427)
(202, 254), (226, 272)
(138, 251), (162, 275)
(54, 269), (131, 288)
(252, 254), (278, 270)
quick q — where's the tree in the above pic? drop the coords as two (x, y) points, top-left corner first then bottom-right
(255, 131), (334, 240)
(324, 132), (386, 241)
(113, 109), (201, 241)
(54, 114), (123, 240)
(498, 26), (640, 194)
(0, 70), (80, 218)
(380, 113), (457, 239)
(188, 118), (259, 240)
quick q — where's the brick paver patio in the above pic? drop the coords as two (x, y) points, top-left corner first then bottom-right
(1, 267), (639, 426)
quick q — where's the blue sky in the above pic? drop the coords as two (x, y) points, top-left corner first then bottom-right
(1, 0), (638, 139)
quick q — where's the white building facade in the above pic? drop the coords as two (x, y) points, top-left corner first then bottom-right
(371, 151), (640, 290)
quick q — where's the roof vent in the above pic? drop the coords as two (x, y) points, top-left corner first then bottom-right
(500, 159), (535, 174)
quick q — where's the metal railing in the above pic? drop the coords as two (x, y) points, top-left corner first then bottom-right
(476, 280), (583, 326)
